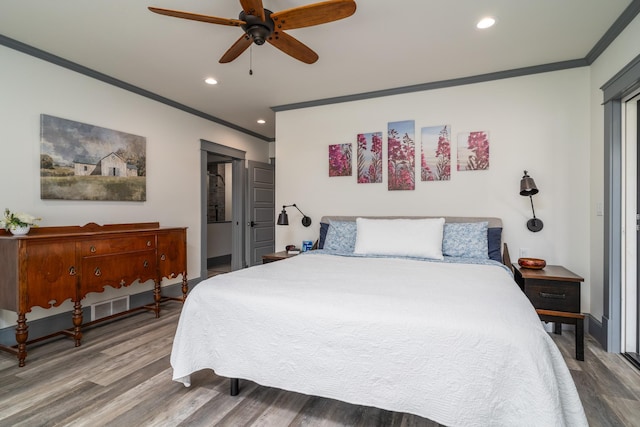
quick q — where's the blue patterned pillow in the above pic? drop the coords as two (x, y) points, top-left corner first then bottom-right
(488, 227), (502, 262)
(318, 222), (329, 249)
(442, 222), (489, 259)
(323, 220), (357, 252)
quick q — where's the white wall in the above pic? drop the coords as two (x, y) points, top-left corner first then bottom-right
(588, 14), (640, 321)
(0, 45), (269, 327)
(276, 69), (591, 311)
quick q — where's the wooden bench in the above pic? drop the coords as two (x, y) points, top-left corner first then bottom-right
(536, 309), (585, 361)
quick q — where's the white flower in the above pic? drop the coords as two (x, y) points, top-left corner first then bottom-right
(15, 213), (39, 224)
(1, 208), (41, 231)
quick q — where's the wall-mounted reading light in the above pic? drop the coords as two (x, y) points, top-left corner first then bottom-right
(520, 170), (543, 232)
(277, 204), (312, 227)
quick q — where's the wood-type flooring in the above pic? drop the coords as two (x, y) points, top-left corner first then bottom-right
(1, 302), (639, 426)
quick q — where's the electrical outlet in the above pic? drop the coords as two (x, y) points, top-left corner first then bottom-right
(519, 248), (529, 258)
(596, 202), (604, 216)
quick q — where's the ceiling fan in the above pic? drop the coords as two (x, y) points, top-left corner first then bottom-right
(148, 0), (357, 64)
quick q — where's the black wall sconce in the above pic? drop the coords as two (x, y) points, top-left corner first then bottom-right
(277, 204), (312, 227)
(520, 170), (543, 232)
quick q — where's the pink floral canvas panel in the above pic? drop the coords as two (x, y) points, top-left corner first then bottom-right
(329, 143), (352, 177)
(357, 132), (383, 183)
(421, 125), (451, 181)
(457, 131), (490, 171)
(387, 120), (415, 190)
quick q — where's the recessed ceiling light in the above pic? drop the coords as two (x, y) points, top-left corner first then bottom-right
(204, 77), (218, 85)
(257, 119), (266, 124)
(477, 17), (496, 29)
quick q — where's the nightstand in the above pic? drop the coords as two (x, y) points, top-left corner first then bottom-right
(262, 251), (298, 264)
(513, 264), (585, 361)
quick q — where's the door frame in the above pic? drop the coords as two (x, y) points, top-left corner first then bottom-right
(200, 140), (246, 280)
(602, 52), (640, 352)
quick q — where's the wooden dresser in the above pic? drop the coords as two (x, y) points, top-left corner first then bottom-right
(0, 222), (187, 366)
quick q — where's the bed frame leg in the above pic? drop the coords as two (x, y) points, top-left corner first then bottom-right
(230, 378), (239, 396)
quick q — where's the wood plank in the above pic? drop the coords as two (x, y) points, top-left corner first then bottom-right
(177, 380), (260, 426)
(216, 385), (286, 426)
(249, 388), (311, 426)
(570, 369), (626, 427)
(601, 395), (640, 427)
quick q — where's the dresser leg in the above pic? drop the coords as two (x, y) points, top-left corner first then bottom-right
(154, 280), (161, 318)
(181, 273), (188, 301)
(16, 313), (28, 367)
(73, 300), (83, 347)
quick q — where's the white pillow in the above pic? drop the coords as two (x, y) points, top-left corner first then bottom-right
(353, 217), (445, 259)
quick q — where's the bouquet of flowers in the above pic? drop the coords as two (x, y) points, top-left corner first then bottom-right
(0, 208), (41, 231)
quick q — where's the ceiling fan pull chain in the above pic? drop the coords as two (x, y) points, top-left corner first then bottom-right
(249, 46), (253, 76)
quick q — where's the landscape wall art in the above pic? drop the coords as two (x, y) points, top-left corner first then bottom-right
(40, 114), (146, 201)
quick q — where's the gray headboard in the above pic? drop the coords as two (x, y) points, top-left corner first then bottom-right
(319, 216), (502, 228)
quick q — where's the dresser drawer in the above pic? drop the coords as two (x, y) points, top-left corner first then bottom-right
(24, 241), (77, 310)
(157, 229), (186, 279)
(524, 280), (580, 312)
(81, 235), (156, 256)
(80, 249), (157, 296)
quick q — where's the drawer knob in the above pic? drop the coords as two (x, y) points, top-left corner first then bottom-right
(147, 240), (152, 247)
(94, 267), (101, 277)
(90, 246), (96, 253)
(143, 260), (149, 268)
(160, 254), (166, 261)
(69, 266), (76, 276)
(539, 292), (565, 299)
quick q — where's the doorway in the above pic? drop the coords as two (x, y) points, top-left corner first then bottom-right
(200, 140), (246, 280)
(206, 156), (233, 276)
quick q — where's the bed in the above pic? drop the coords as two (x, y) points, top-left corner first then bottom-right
(170, 216), (587, 426)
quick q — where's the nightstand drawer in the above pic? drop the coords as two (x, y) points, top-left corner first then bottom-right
(524, 280), (580, 312)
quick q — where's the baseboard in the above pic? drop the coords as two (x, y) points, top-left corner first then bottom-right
(587, 313), (607, 350)
(0, 278), (199, 347)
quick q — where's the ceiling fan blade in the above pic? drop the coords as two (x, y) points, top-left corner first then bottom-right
(267, 31), (319, 64)
(239, 0), (265, 22)
(148, 7), (245, 27)
(219, 35), (253, 63)
(271, 0), (356, 30)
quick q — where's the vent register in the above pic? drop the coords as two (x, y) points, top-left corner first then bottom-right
(91, 296), (130, 321)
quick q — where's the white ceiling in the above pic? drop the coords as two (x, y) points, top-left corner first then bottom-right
(0, 0), (635, 141)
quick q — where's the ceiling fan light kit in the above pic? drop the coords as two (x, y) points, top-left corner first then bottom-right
(149, 0), (357, 64)
(241, 10), (274, 46)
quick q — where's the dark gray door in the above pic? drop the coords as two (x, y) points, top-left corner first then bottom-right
(635, 98), (640, 361)
(627, 96), (640, 368)
(247, 161), (275, 266)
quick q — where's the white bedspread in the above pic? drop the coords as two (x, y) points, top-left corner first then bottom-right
(171, 253), (587, 426)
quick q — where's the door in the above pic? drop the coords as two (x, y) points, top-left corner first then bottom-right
(247, 161), (275, 266)
(624, 93), (640, 367)
(632, 95), (640, 364)
(635, 95), (640, 365)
